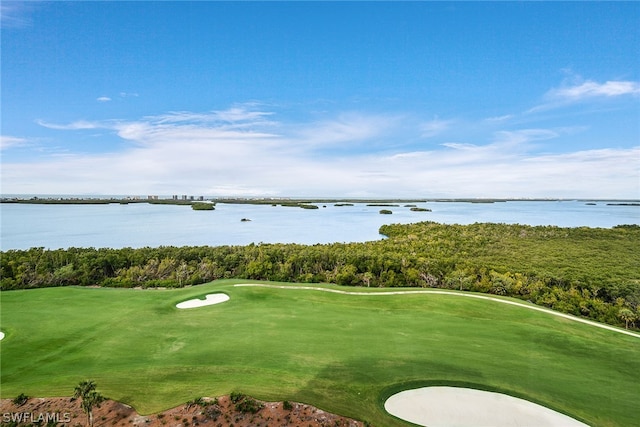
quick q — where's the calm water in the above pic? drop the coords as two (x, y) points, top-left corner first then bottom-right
(1, 200), (638, 250)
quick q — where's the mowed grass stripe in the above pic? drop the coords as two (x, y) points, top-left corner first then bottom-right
(1, 279), (638, 427)
(234, 283), (640, 339)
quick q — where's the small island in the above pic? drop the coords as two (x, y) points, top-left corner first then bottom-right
(191, 202), (215, 211)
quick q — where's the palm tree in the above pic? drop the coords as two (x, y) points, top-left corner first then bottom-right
(618, 308), (636, 330)
(72, 380), (105, 427)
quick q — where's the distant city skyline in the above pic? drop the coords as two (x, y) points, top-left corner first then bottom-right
(2, 1), (639, 198)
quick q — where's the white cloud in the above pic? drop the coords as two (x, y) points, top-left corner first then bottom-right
(212, 107), (275, 123)
(113, 122), (157, 142)
(147, 108), (278, 133)
(363, 145), (639, 199)
(493, 129), (559, 146)
(484, 114), (514, 123)
(295, 112), (400, 146)
(97, 96), (112, 102)
(4, 109), (637, 199)
(4, 142), (637, 198)
(36, 110), (280, 144)
(0, 2), (35, 29)
(37, 120), (101, 130)
(548, 80), (640, 100)
(0, 136), (27, 150)
(420, 118), (454, 138)
(528, 78), (640, 113)
(441, 142), (479, 150)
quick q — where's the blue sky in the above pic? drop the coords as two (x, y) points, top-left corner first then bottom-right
(2, 1), (639, 198)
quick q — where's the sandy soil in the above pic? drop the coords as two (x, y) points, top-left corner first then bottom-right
(175, 293), (230, 309)
(384, 386), (589, 427)
(0, 395), (366, 427)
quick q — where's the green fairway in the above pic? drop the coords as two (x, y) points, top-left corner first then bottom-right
(1, 279), (638, 426)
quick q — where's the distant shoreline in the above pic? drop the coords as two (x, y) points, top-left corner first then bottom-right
(2, 196), (639, 206)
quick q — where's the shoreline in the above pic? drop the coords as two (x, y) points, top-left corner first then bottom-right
(3, 196), (639, 205)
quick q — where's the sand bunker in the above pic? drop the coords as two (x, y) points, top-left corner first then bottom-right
(385, 386), (589, 427)
(0, 331), (4, 341)
(176, 293), (229, 309)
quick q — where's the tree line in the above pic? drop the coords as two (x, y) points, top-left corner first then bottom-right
(1, 222), (638, 329)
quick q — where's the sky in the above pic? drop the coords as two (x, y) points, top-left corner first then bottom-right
(1, 1), (639, 199)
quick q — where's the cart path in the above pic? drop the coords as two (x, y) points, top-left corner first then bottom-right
(234, 283), (640, 339)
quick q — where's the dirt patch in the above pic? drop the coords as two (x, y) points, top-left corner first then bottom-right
(0, 395), (367, 427)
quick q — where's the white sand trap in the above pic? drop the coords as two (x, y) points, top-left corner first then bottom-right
(176, 293), (229, 309)
(385, 387), (589, 427)
(0, 331), (4, 341)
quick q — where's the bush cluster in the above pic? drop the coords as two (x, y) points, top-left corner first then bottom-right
(228, 392), (263, 414)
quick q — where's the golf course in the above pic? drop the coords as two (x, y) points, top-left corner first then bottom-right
(1, 279), (639, 426)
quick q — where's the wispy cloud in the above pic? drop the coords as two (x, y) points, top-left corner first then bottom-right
(420, 117), (454, 138)
(36, 107), (281, 142)
(440, 129), (560, 158)
(0, 135), (28, 150)
(528, 78), (640, 113)
(493, 129), (559, 146)
(148, 107), (277, 130)
(4, 107), (638, 198)
(37, 120), (101, 130)
(0, 2), (35, 29)
(296, 112), (401, 147)
(484, 114), (514, 123)
(548, 80), (640, 101)
(95, 92), (139, 101)
(372, 144), (639, 198)
(211, 107), (274, 123)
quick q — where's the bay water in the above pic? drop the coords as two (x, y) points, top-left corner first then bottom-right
(1, 200), (638, 250)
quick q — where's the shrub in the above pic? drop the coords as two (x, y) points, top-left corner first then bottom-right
(229, 392), (245, 403)
(13, 393), (29, 406)
(235, 397), (263, 414)
(228, 392), (263, 413)
(185, 397), (206, 409)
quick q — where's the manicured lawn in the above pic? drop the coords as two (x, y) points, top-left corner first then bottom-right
(1, 279), (638, 426)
